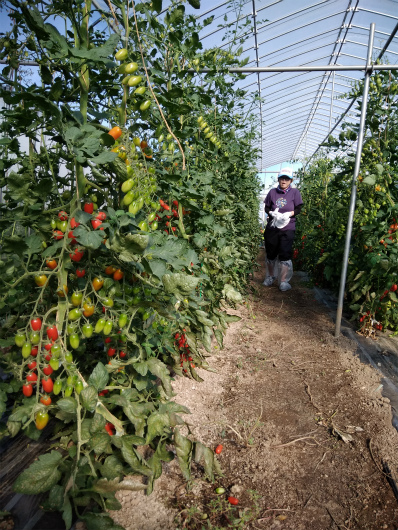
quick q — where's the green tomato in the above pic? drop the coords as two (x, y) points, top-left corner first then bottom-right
(82, 323), (94, 338)
(151, 221), (158, 231)
(140, 100), (151, 112)
(148, 212), (156, 223)
(128, 200), (141, 216)
(103, 297), (114, 308)
(125, 61), (139, 73)
(65, 351), (73, 364)
(138, 220), (149, 231)
(67, 323), (76, 334)
(131, 296), (141, 305)
(95, 318), (106, 333)
(69, 333), (80, 350)
(142, 311), (151, 321)
(22, 342), (32, 359)
(134, 86), (146, 95)
(115, 48), (128, 61)
(68, 308), (82, 321)
(53, 379), (63, 395)
(124, 284), (133, 295)
(121, 75), (131, 85)
(103, 320), (113, 335)
(75, 380), (84, 394)
(64, 384), (74, 397)
(122, 178), (135, 193)
(71, 292), (83, 307)
(50, 219), (57, 229)
(51, 343), (61, 357)
(29, 331), (40, 345)
(123, 189), (136, 206)
(15, 333), (25, 347)
(118, 313), (128, 328)
(166, 133), (173, 141)
(128, 75), (142, 87)
(49, 357), (60, 371)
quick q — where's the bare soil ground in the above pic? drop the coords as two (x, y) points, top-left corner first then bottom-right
(110, 251), (398, 530)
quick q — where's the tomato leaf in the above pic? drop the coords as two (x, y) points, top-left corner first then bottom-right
(121, 438), (153, 476)
(174, 427), (192, 480)
(80, 512), (125, 530)
(93, 477), (147, 494)
(101, 455), (124, 480)
(74, 225), (104, 249)
(80, 385), (98, 411)
(91, 151), (118, 165)
(194, 442), (216, 480)
(46, 484), (64, 510)
(187, 0), (200, 8)
(146, 411), (170, 443)
(13, 450), (62, 494)
(90, 412), (107, 434)
(151, 0), (162, 12)
(90, 432), (112, 454)
(88, 362), (109, 391)
(57, 397), (78, 414)
(146, 357), (172, 396)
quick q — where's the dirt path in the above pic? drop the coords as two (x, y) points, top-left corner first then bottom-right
(111, 252), (398, 530)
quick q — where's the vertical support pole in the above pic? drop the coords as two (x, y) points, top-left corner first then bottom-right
(329, 71), (335, 131)
(334, 23), (375, 338)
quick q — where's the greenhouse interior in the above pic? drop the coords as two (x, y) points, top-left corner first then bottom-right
(1, 0), (398, 529)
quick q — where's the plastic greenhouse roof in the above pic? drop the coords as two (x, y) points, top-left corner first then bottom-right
(156, 0), (398, 172)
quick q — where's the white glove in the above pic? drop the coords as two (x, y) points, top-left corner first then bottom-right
(268, 208), (278, 218)
(275, 212), (291, 229)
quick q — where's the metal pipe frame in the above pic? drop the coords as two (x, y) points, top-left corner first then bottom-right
(217, 0), (331, 49)
(335, 23), (375, 337)
(358, 7), (398, 22)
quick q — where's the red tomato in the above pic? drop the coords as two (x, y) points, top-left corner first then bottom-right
(107, 347), (116, 357)
(91, 219), (102, 230)
(215, 444), (223, 454)
(83, 202), (94, 214)
(58, 210), (68, 221)
(76, 268), (86, 278)
(27, 372), (38, 383)
(43, 365), (53, 376)
(390, 284), (398, 292)
(30, 346), (38, 357)
(70, 217), (80, 229)
(68, 230), (77, 245)
(46, 326), (58, 341)
(28, 360), (37, 370)
(41, 377), (53, 393)
(228, 497), (239, 505)
(96, 211), (107, 221)
(105, 422), (115, 435)
(70, 248), (84, 262)
(53, 230), (64, 240)
(30, 318), (42, 331)
(23, 384), (33, 397)
(119, 351), (127, 358)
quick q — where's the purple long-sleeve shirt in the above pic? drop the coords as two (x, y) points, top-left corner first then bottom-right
(263, 186), (303, 231)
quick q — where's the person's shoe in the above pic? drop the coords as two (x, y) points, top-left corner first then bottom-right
(279, 281), (292, 292)
(263, 276), (275, 286)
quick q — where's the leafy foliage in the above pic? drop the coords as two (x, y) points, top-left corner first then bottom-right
(295, 70), (398, 333)
(0, 0), (261, 526)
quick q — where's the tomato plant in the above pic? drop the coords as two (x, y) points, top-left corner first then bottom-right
(0, 0), (261, 527)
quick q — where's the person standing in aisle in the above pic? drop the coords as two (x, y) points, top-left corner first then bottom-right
(263, 167), (303, 292)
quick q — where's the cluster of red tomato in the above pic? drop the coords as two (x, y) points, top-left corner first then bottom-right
(157, 199), (179, 235)
(174, 332), (195, 372)
(380, 283), (398, 300)
(17, 319), (86, 429)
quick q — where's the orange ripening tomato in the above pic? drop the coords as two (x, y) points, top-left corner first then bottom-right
(46, 258), (57, 270)
(113, 269), (124, 281)
(108, 126), (122, 140)
(92, 277), (104, 291)
(105, 265), (117, 276)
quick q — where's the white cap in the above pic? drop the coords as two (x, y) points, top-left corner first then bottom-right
(278, 167), (294, 179)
